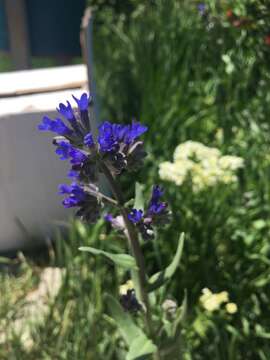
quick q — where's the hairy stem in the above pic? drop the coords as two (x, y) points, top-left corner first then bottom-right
(100, 163), (153, 334)
(88, 187), (119, 207)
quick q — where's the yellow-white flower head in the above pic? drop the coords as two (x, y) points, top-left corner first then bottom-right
(218, 155), (244, 171)
(226, 302), (238, 314)
(200, 288), (229, 312)
(119, 280), (134, 295)
(159, 141), (244, 192)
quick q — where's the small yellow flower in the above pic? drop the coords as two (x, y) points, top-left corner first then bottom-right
(200, 288), (229, 312)
(226, 302), (238, 314)
(216, 291), (229, 304)
(215, 128), (224, 143)
(119, 280), (134, 295)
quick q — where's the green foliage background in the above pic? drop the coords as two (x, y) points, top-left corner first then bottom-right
(92, 1), (270, 358)
(1, 0), (270, 359)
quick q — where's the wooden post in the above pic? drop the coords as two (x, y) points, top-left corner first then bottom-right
(80, 8), (110, 195)
(5, 0), (31, 70)
(80, 7), (100, 132)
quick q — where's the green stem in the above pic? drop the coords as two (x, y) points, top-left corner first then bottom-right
(87, 186), (119, 207)
(100, 162), (152, 334)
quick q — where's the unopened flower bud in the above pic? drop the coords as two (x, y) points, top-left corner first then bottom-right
(162, 299), (178, 315)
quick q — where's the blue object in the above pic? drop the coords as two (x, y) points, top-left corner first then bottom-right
(128, 209), (144, 224)
(58, 183), (87, 208)
(38, 116), (73, 136)
(97, 121), (148, 153)
(0, 0), (9, 51)
(26, 0), (86, 56)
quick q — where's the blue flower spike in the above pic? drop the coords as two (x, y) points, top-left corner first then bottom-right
(38, 92), (151, 225)
(72, 93), (91, 131)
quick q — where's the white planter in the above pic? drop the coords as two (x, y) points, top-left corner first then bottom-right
(0, 65), (88, 251)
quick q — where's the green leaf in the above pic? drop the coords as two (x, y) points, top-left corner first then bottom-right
(0, 256), (12, 264)
(172, 289), (188, 337)
(105, 294), (141, 344)
(255, 324), (270, 339)
(127, 334), (157, 360)
(105, 295), (157, 359)
(79, 246), (138, 270)
(134, 182), (144, 211)
(148, 233), (184, 292)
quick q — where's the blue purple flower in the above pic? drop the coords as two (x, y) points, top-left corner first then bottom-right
(104, 214), (113, 222)
(55, 140), (71, 160)
(68, 147), (88, 165)
(38, 116), (73, 136)
(149, 185), (163, 204)
(59, 182), (100, 222)
(54, 139), (94, 183)
(38, 93), (149, 224)
(198, 3), (206, 16)
(54, 140), (87, 165)
(97, 120), (148, 174)
(84, 133), (94, 147)
(98, 121), (119, 152)
(72, 93), (90, 111)
(128, 209), (144, 224)
(98, 121), (148, 153)
(124, 122), (148, 144)
(147, 185), (167, 216)
(148, 202), (167, 215)
(72, 93), (91, 130)
(57, 101), (75, 122)
(126, 185), (170, 240)
(39, 96), (148, 177)
(59, 183), (87, 208)
(67, 169), (80, 179)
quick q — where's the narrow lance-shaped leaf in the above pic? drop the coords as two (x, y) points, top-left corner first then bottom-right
(134, 182), (145, 211)
(105, 294), (157, 359)
(105, 294), (141, 344)
(127, 334), (158, 360)
(148, 232), (185, 292)
(79, 246), (138, 270)
(172, 289), (188, 338)
(0, 256), (12, 264)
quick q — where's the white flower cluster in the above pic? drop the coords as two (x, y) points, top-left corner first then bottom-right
(159, 141), (244, 192)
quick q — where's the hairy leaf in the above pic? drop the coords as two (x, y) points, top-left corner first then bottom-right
(148, 233), (185, 292)
(105, 294), (157, 359)
(79, 246), (138, 270)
